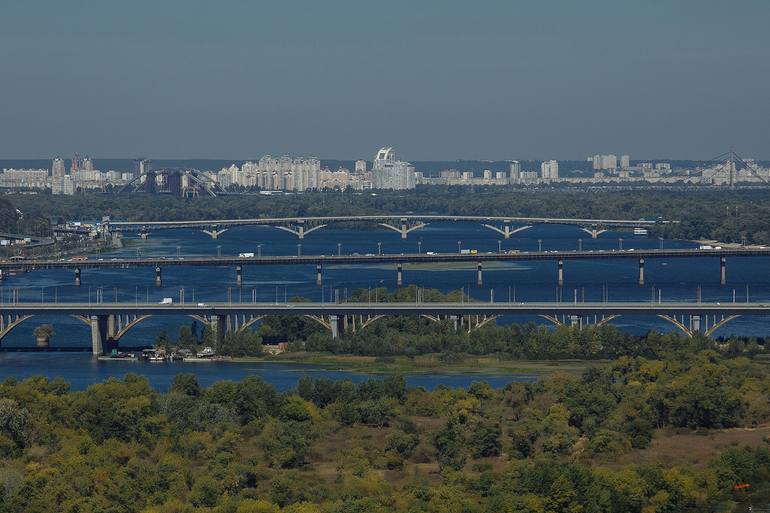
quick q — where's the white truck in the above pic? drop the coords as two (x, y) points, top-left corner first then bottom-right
(159, 298), (173, 305)
(239, 252), (255, 258)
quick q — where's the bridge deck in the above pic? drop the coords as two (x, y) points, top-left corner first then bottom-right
(1, 301), (768, 316)
(1, 247), (765, 270)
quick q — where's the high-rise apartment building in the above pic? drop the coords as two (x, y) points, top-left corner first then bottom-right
(371, 147), (415, 190)
(52, 157), (65, 178)
(592, 154), (618, 170)
(509, 161), (521, 183)
(133, 159), (151, 179)
(355, 160), (367, 173)
(540, 160), (559, 181)
(620, 155), (630, 169)
(82, 156), (94, 172)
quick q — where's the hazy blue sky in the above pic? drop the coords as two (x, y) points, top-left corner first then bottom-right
(1, 0), (768, 160)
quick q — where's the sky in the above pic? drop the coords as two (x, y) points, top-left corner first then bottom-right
(1, 0), (769, 161)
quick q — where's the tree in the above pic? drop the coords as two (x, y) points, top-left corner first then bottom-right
(470, 420), (502, 458)
(171, 373), (201, 397)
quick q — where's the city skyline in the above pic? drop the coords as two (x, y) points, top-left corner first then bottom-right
(1, 1), (769, 160)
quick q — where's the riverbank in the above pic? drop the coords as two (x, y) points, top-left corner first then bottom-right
(231, 352), (599, 375)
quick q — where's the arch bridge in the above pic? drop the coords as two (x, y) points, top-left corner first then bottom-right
(0, 301), (761, 354)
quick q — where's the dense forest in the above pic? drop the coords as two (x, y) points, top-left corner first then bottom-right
(0, 350), (769, 512)
(7, 187), (770, 244)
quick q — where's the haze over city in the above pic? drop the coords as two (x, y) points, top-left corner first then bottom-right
(2, 0), (769, 160)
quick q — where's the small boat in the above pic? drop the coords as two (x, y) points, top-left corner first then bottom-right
(633, 227), (648, 236)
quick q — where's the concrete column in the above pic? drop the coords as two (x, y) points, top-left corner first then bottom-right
(692, 314), (701, 333)
(215, 314), (227, 346)
(720, 257), (726, 285)
(75, 267), (81, 287)
(236, 265), (242, 287)
(0, 269), (4, 281)
(107, 314), (116, 339)
(557, 260), (564, 287)
(329, 314), (344, 339)
(140, 232), (149, 240)
(570, 315), (580, 328)
(400, 218), (408, 239)
(155, 266), (162, 287)
(503, 222), (511, 239)
(591, 229), (598, 239)
(297, 224), (305, 239)
(638, 258), (645, 286)
(450, 314), (459, 332)
(90, 315), (105, 355)
(316, 264), (322, 287)
(477, 262), (483, 287)
(397, 263), (403, 287)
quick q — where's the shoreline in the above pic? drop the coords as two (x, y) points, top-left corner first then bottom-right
(227, 352), (598, 375)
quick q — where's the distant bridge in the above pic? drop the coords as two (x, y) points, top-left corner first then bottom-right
(106, 214), (669, 239)
(0, 301), (764, 354)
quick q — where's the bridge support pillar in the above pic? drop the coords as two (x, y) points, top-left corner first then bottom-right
(90, 315), (107, 356)
(236, 265), (242, 287)
(75, 267), (81, 287)
(329, 315), (344, 339)
(720, 257), (726, 285)
(450, 315), (459, 332)
(400, 218), (408, 239)
(397, 263), (403, 287)
(316, 264), (322, 287)
(692, 314), (701, 334)
(155, 266), (162, 287)
(477, 262), (483, 287)
(140, 230), (149, 240)
(297, 224), (305, 240)
(638, 258), (645, 286)
(557, 260), (564, 287)
(570, 315), (581, 328)
(215, 314), (227, 346)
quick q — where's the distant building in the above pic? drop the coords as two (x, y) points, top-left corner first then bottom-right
(52, 175), (75, 195)
(82, 156), (94, 172)
(355, 160), (367, 173)
(620, 155), (630, 169)
(70, 153), (83, 174)
(52, 157), (65, 178)
(371, 147), (415, 190)
(592, 154), (618, 171)
(509, 161), (521, 183)
(133, 159), (151, 179)
(540, 160), (559, 181)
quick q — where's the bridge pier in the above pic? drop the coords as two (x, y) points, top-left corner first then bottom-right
(450, 314), (459, 332)
(477, 262), (483, 287)
(638, 258), (645, 286)
(329, 314), (345, 339)
(155, 266), (162, 287)
(90, 315), (107, 355)
(557, 260), (564, 287)
(691, 314), (701, 334)
(236, 265), (242, 287)
(397, 263), (403, 287)
(139, 229), (150, 240)
(316, 264), (322, 287)
(75, 267), (81, 287)
(215, 314), (227, 346)
(720, 257), (726, 285)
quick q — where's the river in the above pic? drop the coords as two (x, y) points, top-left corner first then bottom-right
(0, 222), (768, 388)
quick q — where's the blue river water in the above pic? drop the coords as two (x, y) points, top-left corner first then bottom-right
(1, 222), (768, 389)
